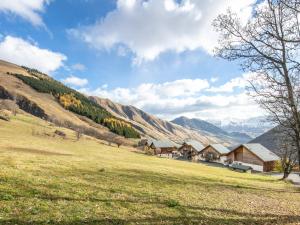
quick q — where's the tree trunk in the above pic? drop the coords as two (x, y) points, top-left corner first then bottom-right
(295, 134), (300, 171)
(282, 170), (290, 179)
(282, 164), (290, 179)
(282, 161), (294, 179)
(281, 43), (300, 169)
(297, 144), (300, 171)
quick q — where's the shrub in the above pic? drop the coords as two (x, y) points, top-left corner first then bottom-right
(0, 111), (10, 121)
(274, 160), (283, 172)
(165, 199), (180, 208)
(54, 130), (66, 138)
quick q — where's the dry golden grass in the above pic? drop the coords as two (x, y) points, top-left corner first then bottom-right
(0, 113), (299, 224)
(0, 60), (32, 77)
(0, 60), (135, 146)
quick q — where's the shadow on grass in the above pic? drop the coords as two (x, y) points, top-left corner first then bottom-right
(197, 161), (227, 168)
(2, 167), (299, 202)
(6, 147), (72, 156)
(2, 211), (300, 225)
(1, 168), (300, 225)
(80, 168), (300, 194)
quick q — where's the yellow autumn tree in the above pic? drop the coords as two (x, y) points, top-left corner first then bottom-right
(59, 93), (81, 109)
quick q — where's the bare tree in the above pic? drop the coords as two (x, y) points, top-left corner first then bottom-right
(76, 129), (82, 141)
(114, 138), (123, 148)
(12, 96), (17, 116)
(214, 0), (300, 170)
(275, 129), (298, 179)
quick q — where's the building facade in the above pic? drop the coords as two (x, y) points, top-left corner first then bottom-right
(227, 143), (280, 172)
(199, 144), (230, 164)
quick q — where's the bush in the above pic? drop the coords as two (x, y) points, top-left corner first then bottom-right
(99, 168), (105, 172)
(165, 199), (180, 208)
(0, 111), (10, 121)
(274, 161), (283, 172)
(54, 130), (66, 138)
(145, 147), (155, 155)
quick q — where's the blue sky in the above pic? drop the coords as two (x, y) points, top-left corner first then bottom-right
(0, 0), (264, 122)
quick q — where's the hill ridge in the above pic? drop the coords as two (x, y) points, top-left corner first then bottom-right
(171, 116), (252, 144)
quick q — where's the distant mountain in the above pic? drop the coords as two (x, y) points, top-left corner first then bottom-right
(171, 116), (252, 144)
(229, 132), (253, 143)
(248, 126), (282, 155)
(0, 59), (270, 149)
(171, 116), (228, 136)
(209, 117), (273, 138)
(90, 97), (237, 146)
(0, 60), (138, 146)
(0, 59), (245, 147)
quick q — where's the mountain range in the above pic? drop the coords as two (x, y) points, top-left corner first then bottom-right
(0, 59), (275, 147)
(90, 97), (230, 145)
(249, 125), (283, 156)
(209, 117), (273, 138)
(0, 59), (241, 147)
(171, 116), (252, 144)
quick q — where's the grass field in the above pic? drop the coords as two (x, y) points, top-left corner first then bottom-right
(0, 114), (300, 225)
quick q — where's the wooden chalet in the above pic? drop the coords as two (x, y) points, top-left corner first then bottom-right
(227, 143), (280, 172)
(199, 144), (230, 164)
(179, 140), (204, 161)
(150, 140), (179, 156)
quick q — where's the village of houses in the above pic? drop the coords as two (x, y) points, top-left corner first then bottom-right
(142, 139), (280, 173)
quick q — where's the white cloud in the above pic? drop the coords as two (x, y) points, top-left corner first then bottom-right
(71, 63), (86, 71)
(63, 75), (88, 87)
(0, 36), (66, 74)
(208, 72), (255, 93)
(69, 0), (255, 63)
(79, 74), (264, 121)
(0, 0), (50, 26)
(210, 77), (219, 83)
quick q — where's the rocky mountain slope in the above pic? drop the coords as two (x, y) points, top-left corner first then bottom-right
(0, 60), (137, 146)
(248, 126), (282, 155)
(0, 59), (246, 146)
(90, 97), (238, 145)
(171, 116), (252, 144)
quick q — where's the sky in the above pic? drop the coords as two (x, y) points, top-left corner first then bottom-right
(0, 0), (265, 122)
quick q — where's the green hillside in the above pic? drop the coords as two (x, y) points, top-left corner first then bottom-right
(0, 113), (299, 225)
(10, 67), (140, 139)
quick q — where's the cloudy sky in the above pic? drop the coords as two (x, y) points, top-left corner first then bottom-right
(0, 0), (265, 122)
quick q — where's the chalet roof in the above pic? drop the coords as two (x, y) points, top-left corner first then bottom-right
(210, 144), (230, 155)
(184, 140), (204, 152)
(242, 143), (280, 162)
(151, 140), (178, 148)
(145, 138), (155, 146)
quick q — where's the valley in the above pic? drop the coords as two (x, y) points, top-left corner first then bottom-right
(1, 1), (300, 224)
(0, 113), (299, 224)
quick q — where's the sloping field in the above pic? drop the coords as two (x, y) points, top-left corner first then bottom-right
(0, 114), (299, 225)
(0, 60), (136, 146)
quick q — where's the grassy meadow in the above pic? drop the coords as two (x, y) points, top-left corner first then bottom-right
(0, 113), (300, 224)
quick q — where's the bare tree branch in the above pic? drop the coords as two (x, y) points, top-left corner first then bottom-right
(214, 0), (300, 171)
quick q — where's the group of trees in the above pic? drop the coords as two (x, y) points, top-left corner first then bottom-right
(13, 73), (140, 139)
(103, 117), (140, 138)
(214, 0), (300, 178)
(58, 93), (82, 109)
